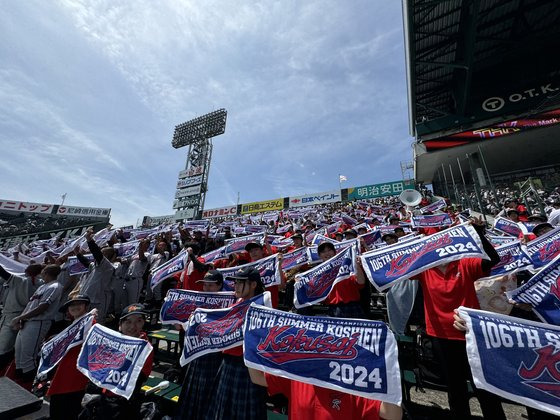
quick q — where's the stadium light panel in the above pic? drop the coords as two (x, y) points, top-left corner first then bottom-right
(172, 109), (227, 149)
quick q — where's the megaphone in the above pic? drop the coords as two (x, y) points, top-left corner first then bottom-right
(399, 189), (422, 208)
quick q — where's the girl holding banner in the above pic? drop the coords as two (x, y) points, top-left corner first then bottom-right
(205, 267), (268, 420)
(318, 241), (366, 318)
(174, 270), (226, 420)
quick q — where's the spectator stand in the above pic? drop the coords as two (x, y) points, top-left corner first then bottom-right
(147, 327), (181, 366)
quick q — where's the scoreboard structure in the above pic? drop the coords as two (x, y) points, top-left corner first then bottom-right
(171, 109), (227, 220)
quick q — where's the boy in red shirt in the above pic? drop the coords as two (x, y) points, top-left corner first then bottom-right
(248, 368), (402, 420)
(47, 295), (93, 420)
(206, 267), (267, 420)
(410, 220), (505, 419)
(79, 304), (153, 419)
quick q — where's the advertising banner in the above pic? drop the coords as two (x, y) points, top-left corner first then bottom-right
(241, 199), (284, 214)
(142, 215), (175, 228)
(289, 190), (341, 208)
(0, 199), (53, 214)
(347, 180), (415, 200)
(175, 185), (201, 199)
(174, 196), (200, 209)
(202, 206), (238, 218)
(174, 208), (196, 220)
(177, 175), (203, 189)
(178, 166), (204, 179)
(56, 206), (111, 218)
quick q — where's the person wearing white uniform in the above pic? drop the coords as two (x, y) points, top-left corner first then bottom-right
(0, 263), (42, 370)
(125, 241), (150, 306)
(75, 229), (116, 323)
(548, 201), (560, 226)
(145, 241), (170, 305)
(11, 264), (63, 381)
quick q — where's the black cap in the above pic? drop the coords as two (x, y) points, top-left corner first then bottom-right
(59, 294), (90, 313)
(244, 242), (263, 252)
(528, 214), (547, 223)
(344, 229), (357, 237)
(317, 241), (336, 253)
(533, 222), (553, 236)
(227, 267), (261, 283)
(291, 233), (303, 241)
(197, 270), (224, 284)
(120, 303), (147, 321)
(506, 209), (519, 215)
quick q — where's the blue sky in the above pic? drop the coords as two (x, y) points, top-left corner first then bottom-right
(0, 0), (412, 227)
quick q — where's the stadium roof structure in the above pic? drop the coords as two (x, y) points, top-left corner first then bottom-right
(403, 0), (560, 183)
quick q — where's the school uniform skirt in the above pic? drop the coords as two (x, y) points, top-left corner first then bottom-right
(205, 354), (267, 420)
(174, 352), (223, 420)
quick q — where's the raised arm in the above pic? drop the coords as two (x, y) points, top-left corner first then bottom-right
(263, 233), (273, 256)
(187, 248), (209, 272)
(139, 239), (150, 262)
(471, 218), (500, 272)
(85, 229), (104, 264)
(355, 257), (366, 285)
(74, 244), (93, 268)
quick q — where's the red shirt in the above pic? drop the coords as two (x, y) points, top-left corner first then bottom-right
(517, 204), (529, 222)
(324, 275), (363, 305)
(285, 244), (303, 253)
(211, 258), (230, 269)
(413, 258), (486, 340)
(265, 374), (381, 420)
(47, 319), (98, 395)
(179, 257), (207, 291)
(418, 227), (442, 236)
(47, 345), (89, 395)
(223, 345), (243, 357)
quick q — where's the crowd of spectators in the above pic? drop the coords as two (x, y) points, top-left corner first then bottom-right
(0, 185), (558, 419)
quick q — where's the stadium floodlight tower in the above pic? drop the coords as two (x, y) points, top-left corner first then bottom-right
(172, 109), (227, 221)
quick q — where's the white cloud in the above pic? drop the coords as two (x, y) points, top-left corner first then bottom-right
(0, 0), (412, 227)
